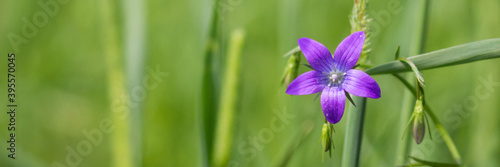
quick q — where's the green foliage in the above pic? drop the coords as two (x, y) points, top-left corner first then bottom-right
(212, 29), (246, 167)
(366, 38), (500, 75)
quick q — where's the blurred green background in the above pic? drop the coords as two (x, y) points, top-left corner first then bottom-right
(1, 0), (500, 166)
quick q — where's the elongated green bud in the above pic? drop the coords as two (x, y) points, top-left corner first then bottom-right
(321, 123), (332, 152)
(412, 98), (425, 144)
(281, 52), (301, 86)
(321, 122), (334, 162)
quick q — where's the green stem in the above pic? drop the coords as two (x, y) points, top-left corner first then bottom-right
(341, 96), (367, 167)
(395, 0), (428, 163)
(99, 1), (131, 167)
(392, 74), (463, 164)
(419, 0), (430, 54)
(424, 106), (463, 164)
(393, 74), (415, 95)
(393, 73), (416, 166)
(212, 29), (245, 167)
(123, 0), (146, 166)
(341, 0), (371, 166)
(394, 76), (415, 165)
(201, 0), (221, 165)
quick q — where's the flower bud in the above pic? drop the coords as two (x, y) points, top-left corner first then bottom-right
(412, 99), (425, 144)
(321, 123), (332, 152)
(320, 122), (334, 161)
(281, 52), (301, 86)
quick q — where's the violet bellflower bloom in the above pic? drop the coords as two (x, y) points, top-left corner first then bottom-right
(286, 31), (381, 124)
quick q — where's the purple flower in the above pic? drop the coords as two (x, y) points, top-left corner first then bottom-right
(286, 31), (381, 124)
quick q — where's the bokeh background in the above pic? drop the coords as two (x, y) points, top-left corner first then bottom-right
(1, 0), (500, 166)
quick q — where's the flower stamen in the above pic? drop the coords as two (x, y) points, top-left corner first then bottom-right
(328, 71), (346, 87)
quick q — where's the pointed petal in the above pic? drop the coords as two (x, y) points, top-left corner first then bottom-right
(333, 31), (365, 72)
(286, 71), (328, 95)
(343, 69), (381, 99)
(298, 38), (334, 73)
(321, 86), (346, 124)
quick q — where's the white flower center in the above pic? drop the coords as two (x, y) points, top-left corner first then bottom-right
(328, 71), (346, 87)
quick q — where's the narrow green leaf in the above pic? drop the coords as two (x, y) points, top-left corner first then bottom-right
(302, 63), (314, 70)
(395, 45), (401, 60)
(345, 92), (356, 107)
(201, 0), (222, 164)
(398, 57), (426, 87)
(366, 38), (500, 75)
(99, 1), (132, 167)
(423, 111), (433, 140)
(402, 112), (416, 140)
(314, 92), (321, 101)
(212, 29), (245, 167)
(408, 156), (460, 167)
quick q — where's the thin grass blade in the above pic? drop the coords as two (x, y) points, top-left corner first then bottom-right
(366, 38), (500, 75)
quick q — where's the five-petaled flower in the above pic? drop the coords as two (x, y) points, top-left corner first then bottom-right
(286, 31), (381, 124)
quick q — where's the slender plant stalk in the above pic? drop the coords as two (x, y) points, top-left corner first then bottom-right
(419, 0), (430, 54)
(201, 0), (221, 165)
(123, 0), (146, 166)
(212, 29), (245, 167)
(395, 82), (415, 164)
(424, 106), (462, 164)
(394, 71), (416, 166)
(395, 0), (429, 164)
(100, 1), (132, 167)
(342, 1), (371, 166)
(341, 96), (367, 167)
(393, 74), (463, 164)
